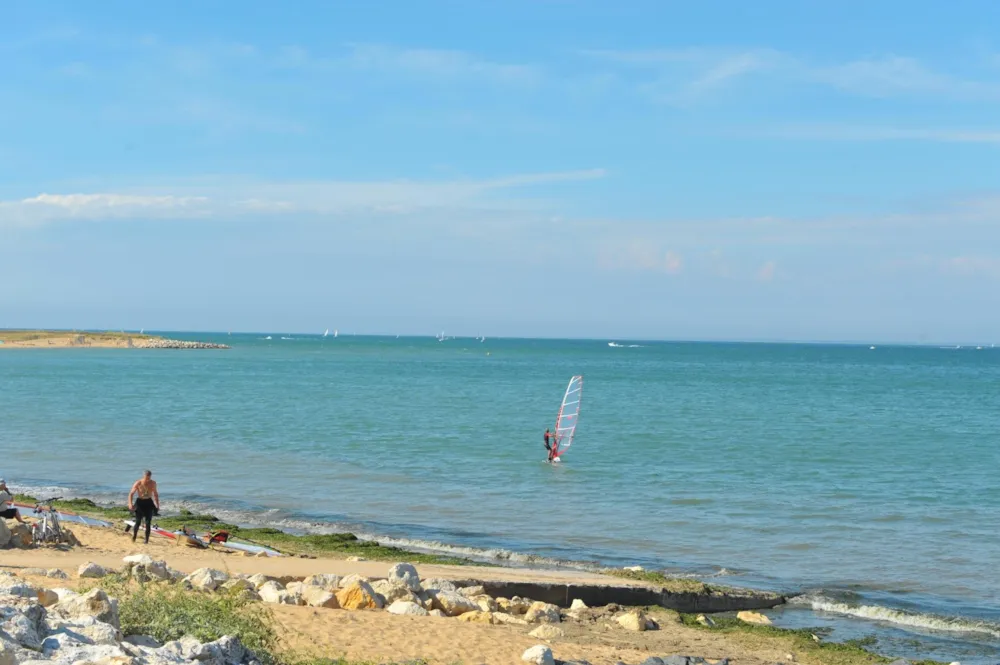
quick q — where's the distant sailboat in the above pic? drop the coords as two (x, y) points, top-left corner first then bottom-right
(323, 328), (330, 338)
(334, 329), (339, 338)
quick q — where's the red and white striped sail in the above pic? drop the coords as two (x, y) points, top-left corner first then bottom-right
(552, 375), (583, 459)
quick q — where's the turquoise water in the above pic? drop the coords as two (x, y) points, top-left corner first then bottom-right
(2, 335), (999, 662)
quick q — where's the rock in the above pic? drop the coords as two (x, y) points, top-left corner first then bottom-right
(501, 596), (533, 615)
(457, 610), (495, 624)
(21, 568), (47, 577)
(493, 612), (530, 626)
(45, 616), (121, 648)
(0, 580), (41, 599)
(0, 520), (10, 548)
(695, 614), (715, 627)
(421, 577), (457, 592)
(52, 588), (120, 629)
(185, 568), (229, 592)
(372, 580), (419, 605)
(46, 569), (69, 580)
(387, 563), (421, 592)
(0, 601), (46, 650)
(570, 599), (588, 610)
(525, 602), (561, 624)
(302, 573), (341, 590)
(428, 609), (447, 618)
(258, 581), (300, 605)
(246, 573), (272, 589)
(416, 590), (435, 611)
(131, 560), (171, 583)
(624, 565), (645, 572)
(285, 581), (305, 596)
(474, 595), (499, 613)
(220, 579), (261, 602)
(529, 625), (565, 640)
(124, 635), (163, 648)
(736, 610), (771, 625)
(522, 645), (555, 665)
(51, 588), (80, 603)
(301, 586), (340, 609)
(430, 589), (480, 617)
(6, 525), (31, 549)
(122, 554), (154, 567)
(337, 573), (370, 589)
(387, 601), (429, 616)
(346, 556), (366, 562)
(457, 585), (486, 598)
(336, 581), (383, 610)
(36, 588), (59, 607)
(0, 637), (14, 665)
(618, 609), (657, 632)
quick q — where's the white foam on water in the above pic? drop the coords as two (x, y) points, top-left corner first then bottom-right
(790, 594), (1000, 639)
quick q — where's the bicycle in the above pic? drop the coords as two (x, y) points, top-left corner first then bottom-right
(31, 497), (65, 544)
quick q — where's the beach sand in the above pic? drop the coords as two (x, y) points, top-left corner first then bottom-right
(2, 524), (802, 665)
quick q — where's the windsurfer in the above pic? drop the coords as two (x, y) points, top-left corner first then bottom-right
(128, 470), (160, 544)
(544, 429), (557, 461)
(0, 479), (26, 523)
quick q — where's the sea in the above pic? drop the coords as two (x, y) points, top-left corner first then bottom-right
(2, 334), (998, 663)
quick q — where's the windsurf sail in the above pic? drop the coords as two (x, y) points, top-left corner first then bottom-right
(552, 375), (583, 459)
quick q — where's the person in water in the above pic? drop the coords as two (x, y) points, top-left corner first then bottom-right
(128, 470), (160, 544)
(0, 479), (26, 524)
(544, 429), (557, 461)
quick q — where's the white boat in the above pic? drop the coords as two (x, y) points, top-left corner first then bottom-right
(323, 328), (329, 337)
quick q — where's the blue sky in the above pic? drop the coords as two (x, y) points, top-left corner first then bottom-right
(2, 1), (999, 342)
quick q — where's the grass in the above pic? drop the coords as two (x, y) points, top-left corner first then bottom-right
(677, 614), (947, 665)
(0, 329), (158, 343)
(18, 495), (472, 566)
(93, 573), (278, 663)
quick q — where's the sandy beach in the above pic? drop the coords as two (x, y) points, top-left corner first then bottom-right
(2, 523), (810, 665)
(0, 330), (227, 349)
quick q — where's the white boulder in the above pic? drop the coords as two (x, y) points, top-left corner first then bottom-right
(303, 573), (341, 590)
(529, 625), (565, 640)
(185, 568), (229, 592)
(430, 589), (480, 617)
(525, 602), (561, 624)
(522, 645), (555, 665)
(387, 600), (429, 616)
(387, 563), (421, 592)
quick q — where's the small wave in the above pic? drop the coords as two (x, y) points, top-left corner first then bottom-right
(789, 593), (1000, 639)
(608, 342), (643, 348)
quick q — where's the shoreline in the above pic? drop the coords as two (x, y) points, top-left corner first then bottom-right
(0, 329), (228, 349)
(8, 488), (990, 663)
(1, 519), (932, 665)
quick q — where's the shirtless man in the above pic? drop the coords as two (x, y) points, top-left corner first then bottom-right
(0, 479), (26, 524)
(128, 470), (160, 544)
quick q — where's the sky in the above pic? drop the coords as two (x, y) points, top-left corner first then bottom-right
(1, 1), (999, 343)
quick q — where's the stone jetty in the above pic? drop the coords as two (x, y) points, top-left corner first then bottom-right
(135, 339), (230, 350)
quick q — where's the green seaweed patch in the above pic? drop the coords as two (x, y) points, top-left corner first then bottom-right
(14, 494), (131, 520)
(603, 568), (728, 594)
(678, 614), (947, 665)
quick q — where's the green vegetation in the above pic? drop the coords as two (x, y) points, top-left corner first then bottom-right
(603, 568), (737, 594)
(18, 496), (471, 565)
(0, 329), (157, 343)
(94, 573), (278, 663)
(677, 614), (946, 665)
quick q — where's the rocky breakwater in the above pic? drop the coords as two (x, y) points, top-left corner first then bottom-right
(135, 339), (230, 350)
(0, 570), (261, 665)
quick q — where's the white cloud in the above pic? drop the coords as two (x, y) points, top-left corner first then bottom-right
(0, 169), (606, 226)
(815, 55), (1000, 100)
(342, 43), (540, 84)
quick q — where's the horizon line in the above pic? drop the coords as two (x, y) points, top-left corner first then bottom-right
(2, 327), (995, 349)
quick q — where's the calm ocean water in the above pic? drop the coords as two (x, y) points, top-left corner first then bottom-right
(2, 335), (998, 662)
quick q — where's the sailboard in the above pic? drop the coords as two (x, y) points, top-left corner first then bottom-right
(551, 375), (583, 462)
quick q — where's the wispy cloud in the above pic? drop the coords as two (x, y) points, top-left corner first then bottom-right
(0, 169), (606, 226)
(815, 55), (1000, 101)
(766, 124), (1000, 145)
(342, 43), (540, 84)
(756, 261), (777, 281)
(586, 48), (1000, 103)
(598, 240), (684, 274)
